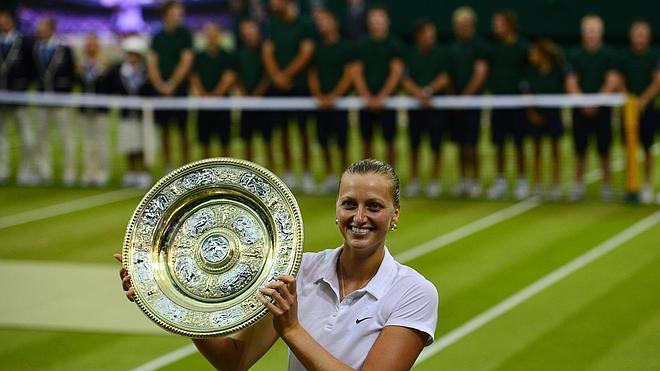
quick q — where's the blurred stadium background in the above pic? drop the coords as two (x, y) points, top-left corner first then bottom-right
(1, 0), (659, 370)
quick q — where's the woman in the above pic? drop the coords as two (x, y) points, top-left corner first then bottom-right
(523, 39), (566, 201)
(116, 159), (438, 370)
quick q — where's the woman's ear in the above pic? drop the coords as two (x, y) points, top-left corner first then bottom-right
(391, 206), (400, 228)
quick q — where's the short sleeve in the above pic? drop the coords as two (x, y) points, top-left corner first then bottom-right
(437, 47), (451, 74)
(476, 39), (491, 62)
(344, 40), (358, 64)
(183, 28), (194, 50)
(564, 48), (578, 75)
(390, 36), (405, 60)
(301, 17), (315, 41)
(193, 52), (202, 73)
(384, 278), (438, 346)
(150, 33), (161, 53)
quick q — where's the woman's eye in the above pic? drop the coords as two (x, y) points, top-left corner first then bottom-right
(342, 201), (356, 208)
(368, 203), (383, 210)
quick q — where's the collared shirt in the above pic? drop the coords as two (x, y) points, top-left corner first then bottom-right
(0, 30), (17, 50)
(288, 247), (438, 370)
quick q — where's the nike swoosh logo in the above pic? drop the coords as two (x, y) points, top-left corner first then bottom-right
(355, 317), (373, 324)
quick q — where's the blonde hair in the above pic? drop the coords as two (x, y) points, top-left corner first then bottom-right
(453, 6), (477, 23)
(581, 13), (603, 30)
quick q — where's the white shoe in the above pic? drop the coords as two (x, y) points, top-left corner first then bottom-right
(17, 172), (39, 186)
(282, 171), (297, 192)
(601, 184), (615, 202)
(426, 179), (442, 198)
(404, 179), (421, 197)
(547, 186), (562, 201)
(487, 177), (508, 200)
(320, 175), (338, 194)
(452, 179), (468, 197)
(123, 171), (138, 187)
(301, 172), (317, 194)
(135, 172), (153, 189)
(468, 180), (482, 199)
(514, 178), (530, 200)
(640, 185), (653, 204)
(569, 182), (585, 202)
(62, 175), (77, 187)
(532, 184), (544, 198)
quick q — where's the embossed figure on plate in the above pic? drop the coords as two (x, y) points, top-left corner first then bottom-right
(201, 234), (231, 264)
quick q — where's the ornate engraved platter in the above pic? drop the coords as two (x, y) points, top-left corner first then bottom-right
(122, 158), (304, 337)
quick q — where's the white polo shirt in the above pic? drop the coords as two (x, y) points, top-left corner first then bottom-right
(288, 247), (438, 370)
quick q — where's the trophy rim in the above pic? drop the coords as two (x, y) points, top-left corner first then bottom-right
(122, 157), (304, 337)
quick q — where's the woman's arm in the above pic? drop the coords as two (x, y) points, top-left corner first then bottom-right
(192, 314), (279, 371)
(462, 59), (488, 95)
(259, 276), (430, 371)
(212, 71), (237, 96)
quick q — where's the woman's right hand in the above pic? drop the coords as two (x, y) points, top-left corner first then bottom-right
(113, 253), (136, 302)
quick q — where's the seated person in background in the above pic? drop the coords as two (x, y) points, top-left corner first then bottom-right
(77, 32), (111, 187)
(190, 22), (237, 159)
(352, 5), (404, 167)
(619, 19), (660, 204)
(565, 14), (621, 202)
(523, 38), (566, 201)
(401, 19), (451, 198)
(235, 18), (272, 168)
(108, 36), (153, 189)
(308, 8), (354, 194)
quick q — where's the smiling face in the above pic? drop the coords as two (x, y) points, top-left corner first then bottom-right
(336, 173), (400, 255)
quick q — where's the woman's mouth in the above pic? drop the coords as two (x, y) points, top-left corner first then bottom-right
(349, 225), (374, 235)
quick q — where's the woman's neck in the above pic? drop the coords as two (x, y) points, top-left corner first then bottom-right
(339, 245), (384, 282)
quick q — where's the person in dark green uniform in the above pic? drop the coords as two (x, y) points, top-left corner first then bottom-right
(190, 22), (237, 159)
(565, 14), (621, 201)
(448, 6), (489, 198)
(401, 20), (451, 198)
(621, 19), (660, 204)
(148, 0), (194, 172)
(353, 5), (404, 166)
(236, 19), (272, 168)
(486, 10), (530, 201)
(263, 0), (315, 193)
(308, 8), (354, 194)
(523, 38), (566, 201)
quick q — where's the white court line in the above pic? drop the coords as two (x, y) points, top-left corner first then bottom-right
(415, 209), (660, 365)
(0, 189), (141, 229)
(395, 198), (540, 263)
(132, 344), (198, 371)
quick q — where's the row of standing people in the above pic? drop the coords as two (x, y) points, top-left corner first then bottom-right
(1, 3), (659, 202)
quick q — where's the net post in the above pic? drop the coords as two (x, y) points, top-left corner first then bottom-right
(623, 95), (640, 203)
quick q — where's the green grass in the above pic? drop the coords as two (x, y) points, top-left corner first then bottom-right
(0, 187), (658, 370)
(0, 108), (659, 370)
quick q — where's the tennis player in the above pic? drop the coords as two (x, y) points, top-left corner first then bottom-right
(116, 159), (438, 370)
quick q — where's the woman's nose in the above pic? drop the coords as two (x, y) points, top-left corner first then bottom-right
(353, 206), (367, 224)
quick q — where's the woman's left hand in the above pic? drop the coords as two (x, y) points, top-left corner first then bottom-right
(257, 275), (300, 338)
